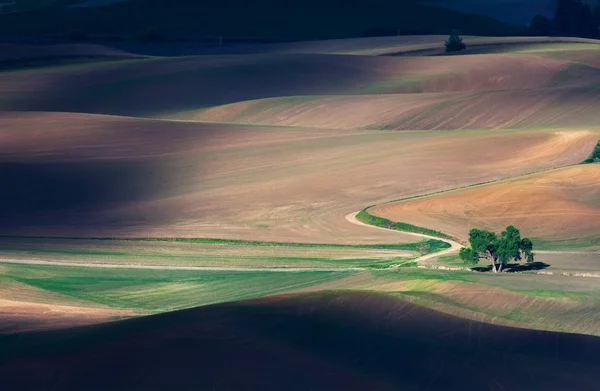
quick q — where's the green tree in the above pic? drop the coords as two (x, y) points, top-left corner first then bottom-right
(445, 30), (466, 53)
(460, 226), (534, 272)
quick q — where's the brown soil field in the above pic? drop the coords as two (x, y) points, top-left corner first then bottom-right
(1, 49), (589, 118)
(1, 111), (596, 243)
(370, 165), (600, 249)
(182, 88), (600, 130)
(3, 291), (600, 391)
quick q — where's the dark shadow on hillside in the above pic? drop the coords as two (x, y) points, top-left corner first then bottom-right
(2, 54), (404, 117)
(0, 54), (422, 117)
(0, 160), (182, 234)
(2, 291), (600, 391)
(471, 262), (550, 273)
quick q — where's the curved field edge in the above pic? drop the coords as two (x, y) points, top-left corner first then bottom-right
(582, 140), (600, 163)
(355, 209), (456, 241)
(357, 143), (600, 245)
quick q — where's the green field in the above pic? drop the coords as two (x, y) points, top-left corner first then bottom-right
(1, 263), (355, 313)
(0, 237), (456, 269)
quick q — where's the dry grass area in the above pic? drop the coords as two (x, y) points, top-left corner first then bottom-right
(370, 164), (600, 249)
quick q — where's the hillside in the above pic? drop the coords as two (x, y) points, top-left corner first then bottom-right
(3, 291), (600, 391)
(369, 164), (600, 250)
(0, 0), (519, 39)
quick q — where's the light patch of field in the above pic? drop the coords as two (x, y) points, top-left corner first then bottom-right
(174, 94), (449, 129)
(370, 165), (600, 250)
(176, 88), (600, 130)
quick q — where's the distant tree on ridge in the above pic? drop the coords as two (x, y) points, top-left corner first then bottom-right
(444, 30), (466, 53)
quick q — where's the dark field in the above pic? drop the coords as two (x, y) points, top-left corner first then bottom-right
(2, 291), (600, 391)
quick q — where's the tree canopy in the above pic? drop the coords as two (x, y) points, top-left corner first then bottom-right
(459, 226), (534, 273)
(445, 30), (466, 53)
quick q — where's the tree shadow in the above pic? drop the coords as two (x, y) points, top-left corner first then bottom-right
(470, 262), (550, 273)
(505, 262), (550, 273)
(471, 265), (493, 272)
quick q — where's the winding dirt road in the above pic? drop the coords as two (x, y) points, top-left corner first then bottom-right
(344, 211), (463, 266)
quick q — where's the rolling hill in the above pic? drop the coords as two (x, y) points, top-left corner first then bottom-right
(3, 291), (600, 391)
(2, 34), (600, 380)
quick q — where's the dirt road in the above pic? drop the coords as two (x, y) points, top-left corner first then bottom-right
(344, 211), (463, 266)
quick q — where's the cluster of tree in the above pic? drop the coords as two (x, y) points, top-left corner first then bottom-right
(459, 226), (534, 273)
(529, 0), (600, 38)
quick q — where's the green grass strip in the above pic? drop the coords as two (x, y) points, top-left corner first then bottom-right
(0, 235), (448, 253)
(355, 209), (454, 240)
